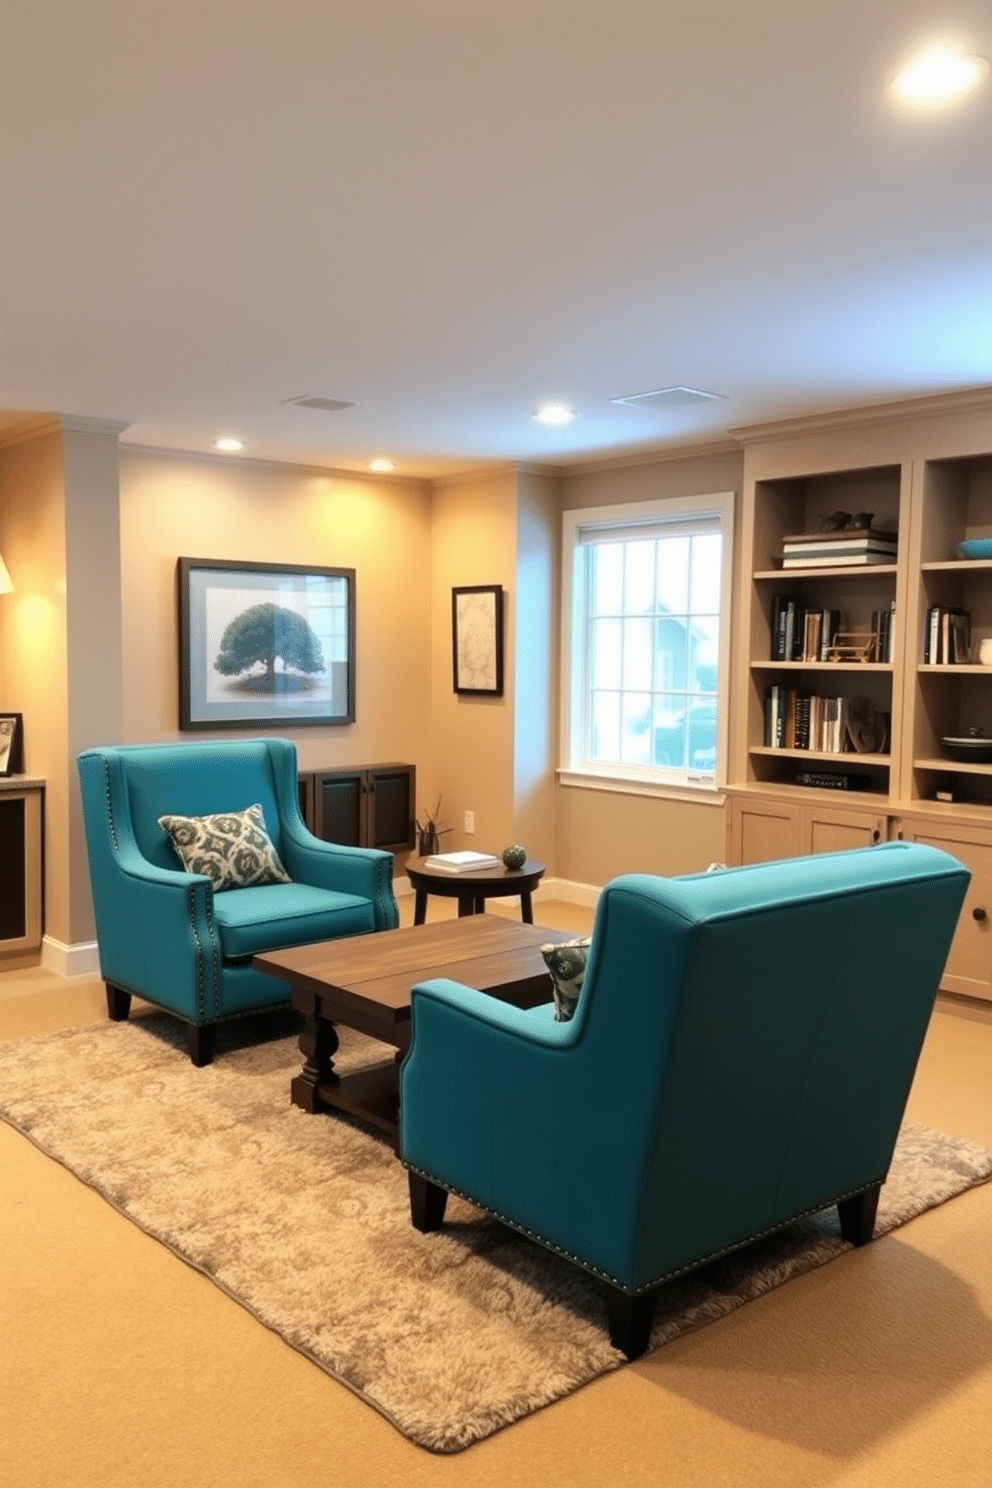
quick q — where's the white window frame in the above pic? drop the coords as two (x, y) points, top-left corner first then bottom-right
(559, 490), (735, 802)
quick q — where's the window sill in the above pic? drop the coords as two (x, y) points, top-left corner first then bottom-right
(557, 767), (726, 808)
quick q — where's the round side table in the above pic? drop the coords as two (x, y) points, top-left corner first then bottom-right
(405, 857), (546, 926)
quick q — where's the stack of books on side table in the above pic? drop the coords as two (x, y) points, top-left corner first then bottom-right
(423, 850), (501, 873)
(780, 528), (897, 568)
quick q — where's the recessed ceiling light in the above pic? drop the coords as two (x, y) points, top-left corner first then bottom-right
(892, 47), (989, 106)
(215, 437), (244, 452)
(369, 458), (394, 473)
(533, 402), (576, 426)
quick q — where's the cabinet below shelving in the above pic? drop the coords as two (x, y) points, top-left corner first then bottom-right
(298, 763), (416, 854)
(0, 778), (44, 959)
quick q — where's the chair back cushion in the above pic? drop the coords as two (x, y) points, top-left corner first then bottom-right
(115, 740), (288, 871)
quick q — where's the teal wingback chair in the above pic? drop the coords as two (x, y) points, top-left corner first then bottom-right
(78, 739), (398, 1065)
(399, 842), (969, 1358)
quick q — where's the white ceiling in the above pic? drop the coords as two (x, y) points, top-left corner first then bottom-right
(1, 1), (990, 479)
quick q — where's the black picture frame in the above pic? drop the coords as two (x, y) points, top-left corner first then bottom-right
(0, 712), (23, 776)
(452, 584), (504, 696)
(178, 558), (356, 731)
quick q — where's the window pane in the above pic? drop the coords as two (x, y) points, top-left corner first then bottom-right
(655, 615), (688, 692)
(590, 544), (623, 615)
(590, 690), (620, 761)
(590, 617), (621, 688)
(689, 614), (720, 692)
(624, 541), (655, 613)
(622, 617), (653, 690)
(653, 694), (687, 768)
(689, 533), (722, 612)
(656, 536), (689, 613)
(621, 692), (652, 765)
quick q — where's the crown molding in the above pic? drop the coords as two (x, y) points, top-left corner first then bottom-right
(119, 440), (432, 490)
(0, 412), (131, 451)
(729, 385), (992, 445)
(553, 437), (741, 479)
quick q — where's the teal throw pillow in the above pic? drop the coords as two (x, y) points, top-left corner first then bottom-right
(541, 937), (592, 1022)
(158, 803), (292, 892)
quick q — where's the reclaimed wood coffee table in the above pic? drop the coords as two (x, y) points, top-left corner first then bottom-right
(253, 915), (573, 1145)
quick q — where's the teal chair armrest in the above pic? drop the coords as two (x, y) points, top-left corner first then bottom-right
(90, 842), (223, 1021)
(278, 818), (397, 928)
(399, 978), (647, 1278)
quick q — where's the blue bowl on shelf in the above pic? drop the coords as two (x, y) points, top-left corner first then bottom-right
(957, 538), (992, 559)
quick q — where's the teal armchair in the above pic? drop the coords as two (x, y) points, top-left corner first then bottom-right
(399, 842), (969, 1358)
(78, 739), (397, 1064)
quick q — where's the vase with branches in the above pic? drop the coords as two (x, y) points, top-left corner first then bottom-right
(416, 797), (451, 857)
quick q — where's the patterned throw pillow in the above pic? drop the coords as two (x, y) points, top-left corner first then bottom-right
(158, 803), (292, 892)
(541, 937), (592, 1022)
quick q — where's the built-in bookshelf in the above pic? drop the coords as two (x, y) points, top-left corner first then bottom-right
(743, 462), (903, 799)
(728, 404), (992, 1000)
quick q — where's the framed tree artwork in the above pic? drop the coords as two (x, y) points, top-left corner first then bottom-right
(178, 558), (356, 730)
(452, 584), (504, 697)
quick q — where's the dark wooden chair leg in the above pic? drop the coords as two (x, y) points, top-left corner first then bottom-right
(409, 1171), (449, 1232)
(105, 984), (132, 1022)
(837, 1182), (882, 1245)
(186, 1022), (216, 1068)
(605, 1285), (655, 1360)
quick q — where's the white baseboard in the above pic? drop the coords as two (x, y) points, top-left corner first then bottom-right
(42, 936), (100, 979)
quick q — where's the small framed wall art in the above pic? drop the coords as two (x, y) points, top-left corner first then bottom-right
(452, 584), (504, 697)
(0, 712), (23, 775)
(178, 558), (356, 730)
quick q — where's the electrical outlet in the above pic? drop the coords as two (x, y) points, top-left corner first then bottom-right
(464, 810), (475, 834)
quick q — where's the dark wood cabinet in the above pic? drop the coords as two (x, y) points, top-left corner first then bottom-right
(298, 764), (415, 853)
(0, 779), (44, 957)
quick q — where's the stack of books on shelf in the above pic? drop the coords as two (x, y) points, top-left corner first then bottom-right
(771, 598), (842, 661)
(771, 597), (895, 663)
(764, 688), (887, 755)
(924, 606), (971, 664)
(422, 849), (501, 873)
(870, 603), (896, 664)
(780, 528), (898, 569)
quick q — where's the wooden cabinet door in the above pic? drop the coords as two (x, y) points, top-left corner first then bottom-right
(729, 795), (800, 865)
(802, 802), (888, 856)
(0, 787), (43, 956)
(896, 819), (992, 1002)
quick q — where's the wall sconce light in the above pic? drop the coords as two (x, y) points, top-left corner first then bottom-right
(0, 553), (13, 594)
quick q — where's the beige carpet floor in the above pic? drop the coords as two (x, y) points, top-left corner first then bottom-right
(1, 1008), (990, 1454)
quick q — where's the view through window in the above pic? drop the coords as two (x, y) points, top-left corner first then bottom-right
(562, 494), (734, 788)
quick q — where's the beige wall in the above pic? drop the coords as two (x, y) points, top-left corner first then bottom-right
(555, 446), (745, 886)
(2, 427), (747, 960)
(427, 470), (519, 855)
(119, 451), (433, 787)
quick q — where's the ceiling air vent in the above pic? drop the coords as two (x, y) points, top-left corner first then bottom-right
(283, 395), (356, 412)
(612, 386), (725, 411)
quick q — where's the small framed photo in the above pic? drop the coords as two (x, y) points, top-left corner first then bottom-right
(452, 585), (504, 697)
(178, 558), (356, 731)
(0, 713), (23, 776)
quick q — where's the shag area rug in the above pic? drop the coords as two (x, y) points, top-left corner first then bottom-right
(2, 1011), (991, 1454)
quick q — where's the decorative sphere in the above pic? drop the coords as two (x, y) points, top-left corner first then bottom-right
(502, 844), (527, 870)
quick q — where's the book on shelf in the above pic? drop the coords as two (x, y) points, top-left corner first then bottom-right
(870, 602), (896, 664)
(422, 850), (501, 873)
(795, 769), (874, 791)
(924, 606), (971, 664)
(781, 549), (896, 568)
(782, 527), (896, 544)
